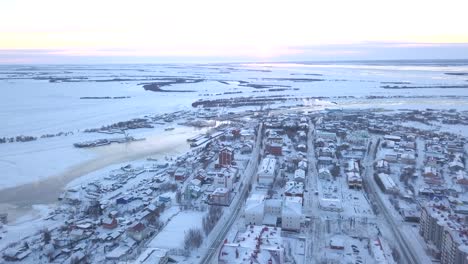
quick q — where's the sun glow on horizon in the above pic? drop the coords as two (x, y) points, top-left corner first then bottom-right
(1, 0), (468, 61)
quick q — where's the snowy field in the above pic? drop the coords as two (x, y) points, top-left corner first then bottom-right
(148, 211), (204, 250)
(2, 62), (468, 137)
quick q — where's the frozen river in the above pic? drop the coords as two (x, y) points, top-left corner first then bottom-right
(1, 62), (468, 137)
(0, 126), (202, 221)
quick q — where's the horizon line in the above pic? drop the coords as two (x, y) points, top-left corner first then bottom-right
(1, 58), (468, 66)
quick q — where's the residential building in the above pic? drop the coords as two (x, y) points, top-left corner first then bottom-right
(209, 187), (231, 206)
(244, 194), (265, 226)
(219, 147), (234, 167)
(284, 181), (304, 199)
(375, 173), (399, 194)
(258, 156), (277, 186)
(218, 225), (284, 264)
(127, 222), (149, 242)
(401, 153), (416, 165)
(316, 130), (337, 141)
(294, 169), (306, 183)
(174, 168), (188, 182)
(318, 168), (332, 180)
(102, 217), (118, 229)
(346, 130), (369, 146)
(134, 248), (169, 264)
(266, 142), (282, 156)
(347, 172), (362, 189)
(281, 197), (302, 231)
(420, 201), (468, 264)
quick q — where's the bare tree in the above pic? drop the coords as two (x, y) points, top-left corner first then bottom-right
(274, 177), (287, 188)
(184, 228), (204, 250)
(176, 190), (182, 204)
(42, 229), (51, 244)
(267, 188), (275, 198)
(202, 205), (223, 235)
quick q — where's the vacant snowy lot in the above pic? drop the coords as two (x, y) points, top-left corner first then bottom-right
(148, 211), (204, 250)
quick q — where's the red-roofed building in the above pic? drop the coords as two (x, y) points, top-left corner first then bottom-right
(219, 147), (234, 167)
(102, 217), (118, 229)
(267, 143), (282, 156)
(127, 222), (149, 242)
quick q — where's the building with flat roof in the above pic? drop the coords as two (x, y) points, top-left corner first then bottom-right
(134, 248), (169, 264)
(218, 225), (284, 264)
(294, 169), (306, 183)
(375, 173), (399, 194)
(245, 194), (266, 226)
(258, 156), (277, 186)
(281, 197), (303, 231)
(420, 201), (468, 263)
(209, 187), (231, 206)
(316, 130), (337, 141)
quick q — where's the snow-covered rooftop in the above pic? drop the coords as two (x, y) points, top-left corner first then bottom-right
(219, 225), (284, 264)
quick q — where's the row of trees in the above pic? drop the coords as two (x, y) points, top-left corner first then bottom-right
(0, 131), (74, 144)
(202, 205), (223, 235)
(0, 135), (37, 143)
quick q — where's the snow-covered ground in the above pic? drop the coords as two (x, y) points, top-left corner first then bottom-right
(1, 61), (468, 228)
(0, 125), (199, 197)
(147, 211), (204, 250)
(2, 62), (468, 137)
(0, 204), (56, 250)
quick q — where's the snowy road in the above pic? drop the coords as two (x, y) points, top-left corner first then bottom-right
(363, 138), (424, 264)
(200, 123), (263, 264)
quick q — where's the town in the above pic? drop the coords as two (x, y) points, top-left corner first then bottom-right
(1, 106), (468, 264)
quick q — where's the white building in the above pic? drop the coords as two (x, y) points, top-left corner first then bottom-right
(244, 194), (265, 226)
(319, 198), (343, 212)
(209, 167), (238, 191)
(401, 153), (416, 164)
(264, 199), (282, 226)
(298, 159), (308, 170)
(258, 156), (277, 186)
(219, 225), (284, 264)
(134, 248), (169, 264)
(316, 130), (337, 141)
(318, 168), (332, 180)
(346, 159), (360, 173)
(347, 172), (362, 188)
(284, 181), (304, 198)
(243, 192), (304, 230)
(281, 197), (303, 231)
(376, 173), (399, 194)
(294, 169), (306, 183)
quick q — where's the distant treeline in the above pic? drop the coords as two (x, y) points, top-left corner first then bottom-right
(382, 84), (468, 89)
(80, 96), (131, 99)
(0, 131), (74, 144)
(444, 72), (468, 76)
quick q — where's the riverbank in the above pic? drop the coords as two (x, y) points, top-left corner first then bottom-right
(0, 126), (204, 222)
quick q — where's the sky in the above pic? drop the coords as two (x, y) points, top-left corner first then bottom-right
(1, 0), (468, 63)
